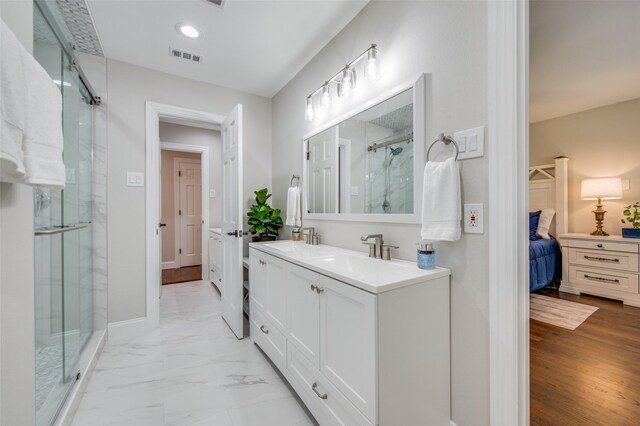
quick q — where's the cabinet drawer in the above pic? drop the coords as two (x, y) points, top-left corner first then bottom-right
(564, 238), (639, 254)
(569, 266), (639, 294)
(250, 307), (286, 371)
(286, 345), (373, 426)
(569, 248), (638, 273)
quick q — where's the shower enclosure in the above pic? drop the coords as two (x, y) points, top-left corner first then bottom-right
(33, 2), (105, 425)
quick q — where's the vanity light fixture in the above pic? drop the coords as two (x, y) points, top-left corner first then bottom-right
(305, 96), (315, 121)
(176, 23), (201, 39)
(304, 44), (379, 121)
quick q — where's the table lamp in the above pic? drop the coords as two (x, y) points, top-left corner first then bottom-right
(581, 177), (623, 236)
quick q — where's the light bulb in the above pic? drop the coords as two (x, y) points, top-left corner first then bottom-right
(176, 23), (201, 39)
(321, 83), (331, 111)
(365, 45), (379, 82)
(304, 96), (314, 121)
(339, 67), (356, 97)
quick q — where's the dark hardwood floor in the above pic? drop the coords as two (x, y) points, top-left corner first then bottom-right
(162, 265), (202, 285)
(531, 288), (640, 425)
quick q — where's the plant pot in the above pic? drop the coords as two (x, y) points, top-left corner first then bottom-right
(252, 235), (278, 242)
(622, 228), (640, 239)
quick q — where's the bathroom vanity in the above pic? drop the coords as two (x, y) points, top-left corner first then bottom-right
(249, 240), (450, 425)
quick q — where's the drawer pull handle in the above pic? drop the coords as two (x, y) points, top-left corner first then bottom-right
(584, 255), (620, 263)
(584, 274), (620, 284)
(260, 325), (269, 334)
(312, 382), (328, 400)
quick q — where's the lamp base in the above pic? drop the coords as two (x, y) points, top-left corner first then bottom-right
(591, 198), (609, 236)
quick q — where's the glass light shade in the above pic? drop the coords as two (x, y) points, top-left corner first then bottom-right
(321, 84), (331, 111)
(304, 96), (314, 121)
(365, 46), (379, 82)
(339, 67), (356, 97)
(581, 177), (623, 200)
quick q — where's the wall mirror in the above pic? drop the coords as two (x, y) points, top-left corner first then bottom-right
(303, 73), (425, 223)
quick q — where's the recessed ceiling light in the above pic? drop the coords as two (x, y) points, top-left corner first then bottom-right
(176, 23), (201, 39)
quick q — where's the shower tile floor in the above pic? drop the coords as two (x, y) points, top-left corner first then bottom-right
(71, 280), (315, 426)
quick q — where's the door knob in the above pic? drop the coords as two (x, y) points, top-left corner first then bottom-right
(159, 223), (167, 227)
(227, 230), (238, 237)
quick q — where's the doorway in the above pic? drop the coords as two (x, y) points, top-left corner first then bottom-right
(160, 150), (203, 285)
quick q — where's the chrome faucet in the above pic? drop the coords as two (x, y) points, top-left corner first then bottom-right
(361, 234), (384, 259)
(302, 227), (316, 245)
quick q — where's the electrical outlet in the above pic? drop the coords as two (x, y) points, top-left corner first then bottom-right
(464, 203), (484, 234)
(622, 179), (630, 191)
(209, 190), (216, 198)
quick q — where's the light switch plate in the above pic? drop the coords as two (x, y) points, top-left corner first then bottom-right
(209, 190), (216, 198)
(464, 203), (484, 234)
(126, 172), (144, 187)
(454, 126), (485, 160)
(351, 186), (359, 196)
(622, 179), (630, 191)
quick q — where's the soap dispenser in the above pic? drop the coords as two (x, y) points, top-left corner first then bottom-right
(417, 242), (436, 270)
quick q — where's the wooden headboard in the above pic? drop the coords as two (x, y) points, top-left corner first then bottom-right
(529, 157), (569, 235)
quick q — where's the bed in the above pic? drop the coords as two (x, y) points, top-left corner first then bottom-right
(528, 158), (569, 292)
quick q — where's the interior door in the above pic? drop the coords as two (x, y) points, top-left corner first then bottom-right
(221, 104), (244, 339)
(308, 127), (339, 213)
(178, 158), (202, 267)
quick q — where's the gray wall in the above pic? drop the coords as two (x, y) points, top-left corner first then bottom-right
(530, 98), (640, 235)
(271, 2), (490, 425)
(106, 59), (272, 322)
(0, 0), (37, 424)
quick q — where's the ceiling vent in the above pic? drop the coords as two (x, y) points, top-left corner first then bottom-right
(169, 47), (203, 63)
(203, 0), (227, 9)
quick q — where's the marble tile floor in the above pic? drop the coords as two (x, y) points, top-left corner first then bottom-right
(71, 280), (316, 426)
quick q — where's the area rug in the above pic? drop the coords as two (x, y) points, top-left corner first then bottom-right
(530, 294), (598, 330)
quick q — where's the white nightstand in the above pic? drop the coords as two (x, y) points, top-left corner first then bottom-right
(559, 233), (640, 307)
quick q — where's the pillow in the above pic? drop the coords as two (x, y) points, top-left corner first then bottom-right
(536, 208), (556, 240)
(529, 211), (541, 241)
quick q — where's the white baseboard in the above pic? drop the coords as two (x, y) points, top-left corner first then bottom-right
(107, 317), (150, 344)
(162, 261), (177, 270)
(54, 330), (106, 426)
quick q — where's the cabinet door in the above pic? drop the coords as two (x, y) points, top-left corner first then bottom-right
(286, 264), (321, 367)
(208, 237), (215, 279)
(319, 275), (376, 423)
(266, 256), (287, 330)
(249, 249), (267, 312)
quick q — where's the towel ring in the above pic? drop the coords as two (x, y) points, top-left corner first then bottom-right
(426, 133), (459, 162)
(290, 174), (300, 187)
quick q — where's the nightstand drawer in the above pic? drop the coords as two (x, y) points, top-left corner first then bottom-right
(569, 248), (639, 273)
(569, 266), (639, 294)
(564, 238), (639, 254)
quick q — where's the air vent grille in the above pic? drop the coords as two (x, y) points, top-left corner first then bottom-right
(169, 47), (203, 64)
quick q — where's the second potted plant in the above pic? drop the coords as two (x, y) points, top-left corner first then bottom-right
(247, 188), (283, 242)
(621, 201), (640, 238)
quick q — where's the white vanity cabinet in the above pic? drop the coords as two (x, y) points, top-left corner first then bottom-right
(249, 243), (451, 426)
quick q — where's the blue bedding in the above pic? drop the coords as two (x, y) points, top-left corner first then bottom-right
(530, 236), (561, 292)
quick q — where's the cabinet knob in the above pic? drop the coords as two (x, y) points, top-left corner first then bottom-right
(597, 244), (604, 248)
(260, 325), (269, 334)
(310, 284), (318, 292)
(316, 287), (325, 294)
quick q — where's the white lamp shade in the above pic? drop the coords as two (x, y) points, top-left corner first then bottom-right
(581, 177), (623, 200)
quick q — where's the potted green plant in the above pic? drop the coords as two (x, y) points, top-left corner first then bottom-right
(621, 201), (640, 238)
(247, 188), (283, 242)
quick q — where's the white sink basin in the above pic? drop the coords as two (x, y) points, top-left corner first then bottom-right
(250, 240), (450, 294)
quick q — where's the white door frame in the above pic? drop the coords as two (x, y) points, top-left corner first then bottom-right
(488, 1), (529, 425)
(146, 102), (225, 330)
(162, 147), (207, 271)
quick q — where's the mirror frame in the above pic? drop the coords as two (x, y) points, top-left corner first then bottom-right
(302, 73), (426, 224)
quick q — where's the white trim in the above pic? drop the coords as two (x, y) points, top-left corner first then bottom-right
(303, 73), (426, 224)
(107, 317), (149, 344)
(146, 102), (225, 332)
(169, 155), (206, 270)
(338, 138), (351, 214)
(488, 1), (529, 426)
(162, 261), (177, 270)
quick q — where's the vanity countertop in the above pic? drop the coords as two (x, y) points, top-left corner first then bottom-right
(249, 240), (450, 294)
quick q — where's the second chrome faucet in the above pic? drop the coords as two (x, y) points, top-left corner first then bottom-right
(361, 234), (398, 260)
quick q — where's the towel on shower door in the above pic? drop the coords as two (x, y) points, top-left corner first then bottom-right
(0, 19), (27, 182)
(286, 186), (301, 227)
(421, 157), (461, 241)
(22, 41), (65, 189)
